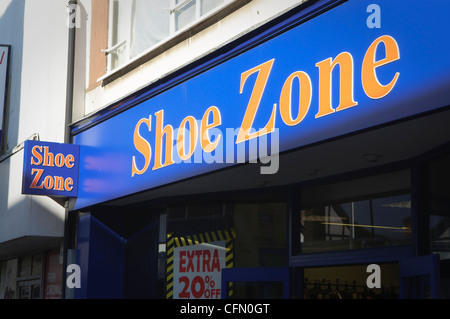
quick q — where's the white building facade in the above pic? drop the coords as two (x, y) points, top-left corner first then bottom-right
(0, 0), (70, 299)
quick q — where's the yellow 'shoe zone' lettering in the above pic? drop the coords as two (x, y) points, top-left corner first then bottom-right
(130, 35), (400, 176)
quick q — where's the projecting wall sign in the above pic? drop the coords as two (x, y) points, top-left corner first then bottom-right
(22, 140), (80, 197)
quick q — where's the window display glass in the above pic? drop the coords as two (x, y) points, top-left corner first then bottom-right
(303, 263), (398, 299)
(163, 195), (287, 299)
(299, 170), (411, 253)
(428, 153), (450, 260)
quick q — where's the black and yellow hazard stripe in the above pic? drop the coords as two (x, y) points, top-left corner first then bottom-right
(225, 236), (234, 298)
(166, 233), (175, 299)
(166, 228), (235, 299)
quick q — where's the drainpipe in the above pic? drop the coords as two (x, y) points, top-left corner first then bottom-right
(65, 0), (76, 144)
(62, 0), (77, 299)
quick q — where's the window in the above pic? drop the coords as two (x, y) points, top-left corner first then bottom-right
(105, 0), (239, 72)
(162, 195), (287, 299)
(17, 254), (43, 299)
(428, 153), (450, 260)
(18, 254), (42, 278)
(0, 45), (10, 154)
(303, 263), (399, 299)
(298, 170), (412, 254)
(0, 259), (18, 299)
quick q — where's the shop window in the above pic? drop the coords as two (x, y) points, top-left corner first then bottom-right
(428, 153), (450, 260)
(31, 254), (43, 277)
(0, 259), (18, 299)
(0, 255), (44, 299)
(303, 263), (399, 299)
(163, 196), (287, 299)
(18, 255), (32, 277)
(298, 170), (412, 254)
(43, 249), (63, 299)
(17, 254), (43, 299)
(105, 0), (242, 72)
(18, 279), (41, 299)
(427, 151), (450, 299)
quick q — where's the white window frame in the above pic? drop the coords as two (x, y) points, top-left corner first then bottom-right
(168, 0), (202, 34)
(103, 0), (133, 72)
(101, 0), (239, 78)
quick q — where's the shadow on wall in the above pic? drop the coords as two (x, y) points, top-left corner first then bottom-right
(0, 197), (65, 259)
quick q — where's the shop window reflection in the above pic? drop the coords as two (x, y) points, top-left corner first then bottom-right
(164, 196), (287, 299)
(303, 264), (399, 299)
(166, 200), (287, 269)
(428, 153), (450, 260)
(300, 171), (412, 253)
(231, 282), (283, 299)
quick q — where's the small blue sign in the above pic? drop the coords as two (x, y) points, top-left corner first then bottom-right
(22, 140), (79, 197)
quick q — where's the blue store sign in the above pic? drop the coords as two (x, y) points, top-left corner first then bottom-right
(72, 0), (450, 209)
(22, 140), (79, 197)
